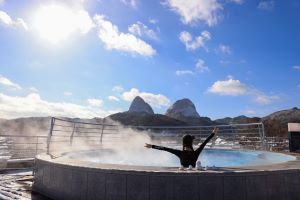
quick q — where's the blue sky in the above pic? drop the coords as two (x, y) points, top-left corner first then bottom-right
(0, 0), (299, 119)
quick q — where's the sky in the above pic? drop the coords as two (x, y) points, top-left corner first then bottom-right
(0, 0), (300, 119)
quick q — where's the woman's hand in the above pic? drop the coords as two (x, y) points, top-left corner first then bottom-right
(212, 127), (219, 135)
(144, 143), (152, 148)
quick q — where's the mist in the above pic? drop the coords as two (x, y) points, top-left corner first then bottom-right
(50, 122), (182, 167)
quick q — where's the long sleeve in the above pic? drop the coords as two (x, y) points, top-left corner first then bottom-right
(151, 145), (181, 158)
(195, 132), (215, 154)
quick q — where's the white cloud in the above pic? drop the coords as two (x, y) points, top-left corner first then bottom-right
(245, 110), (256, 115)
(66, 0), (88, 5)
(64, 91), (73, 96)
(128, 21), (158, 40)
(208, 76), (280, 104)
(164, 0), (222, 26)
(0, 93), (118, 119)
(176, 70), (194, 76)
(76, 9), (95, 34)
(33, 5), (94, 43)
(219, 60), (231, 65)
(122, 88), (170, 108)
(120, 0), (138, 8)
(176, 59), (208, 76)
(0, 11), (13, 25)
(149, 18), (158, 24)
(108, 96), (120, 101)
(179, 31), (211, 51)
(249, 89), (279, 105)
(15, 18), (28, 30)
(229, 0), (244, 4)
(29, 87), (39, 93)
(93, 15), (156, 57)
(87, 98), (103, 107)
(252, 92), (279, 105)
(218, 43), (232, 54)
(195, 59), (209, 73)
(208, 78), (248, 96)
(0, 75), (22, 90)
(0, 10), (28, 30)
(112, 85), (124, 93)
(258, 1), (274, 11)
(293, 65), (300, 70)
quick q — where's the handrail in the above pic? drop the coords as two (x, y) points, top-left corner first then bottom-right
(46, 117), (267, 155)
(52, 117), (117, 127)
(127, 122), (264, 129)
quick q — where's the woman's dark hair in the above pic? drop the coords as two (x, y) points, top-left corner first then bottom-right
(182, 134), (195, 148)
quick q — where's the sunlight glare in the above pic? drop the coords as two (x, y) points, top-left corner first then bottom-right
(34, 5), (78, 44)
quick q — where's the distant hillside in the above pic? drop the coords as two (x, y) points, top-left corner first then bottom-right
(0, 117), (51, 135)
(262, 107), (300, 136)
(0, 117), (104, 136)
(215, 115), (261, 125)
(107, 112), (187, 126)
(180, 116), (217, 126)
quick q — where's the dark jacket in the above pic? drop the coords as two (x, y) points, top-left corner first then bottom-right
(151, 133), (215, 167)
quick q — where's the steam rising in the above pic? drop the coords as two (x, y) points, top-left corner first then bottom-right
(52, 124), (181, 167)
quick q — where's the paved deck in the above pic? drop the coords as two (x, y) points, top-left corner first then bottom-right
(0, 169), (50, 200)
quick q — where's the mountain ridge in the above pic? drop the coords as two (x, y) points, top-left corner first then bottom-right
(0, 96), (299, 137)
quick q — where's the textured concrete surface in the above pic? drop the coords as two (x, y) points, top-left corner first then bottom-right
(0, 169), (50, 200)
(33, 153), (300, 200)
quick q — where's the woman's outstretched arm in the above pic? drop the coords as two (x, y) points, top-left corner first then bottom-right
(145, 143), (181, 157)
(195, 127), (218, 153)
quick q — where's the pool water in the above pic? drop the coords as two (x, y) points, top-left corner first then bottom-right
(199, 149), (295, 167)
(64, 148), (296, 167)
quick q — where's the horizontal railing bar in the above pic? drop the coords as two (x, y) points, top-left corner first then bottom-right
(7, 143), (45, 145)
(54, 124), (74, 128)
(53, 117), (117, 127)
(53, 117), (263, 129)
(0, 135), (48, 138)
(128, 123), (263, 129)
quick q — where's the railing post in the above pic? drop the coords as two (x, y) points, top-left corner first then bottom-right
(35, 136), (38, 156)
(70, 122), (76, 145)
(47, 117), (55, 155)
(261, 122), (266, 150)
(258, 123), (266, 150)
(100, 125), (104, 144)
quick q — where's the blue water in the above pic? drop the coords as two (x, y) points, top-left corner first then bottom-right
(199, 149), (295, 167)
(66, 148), (296, 167)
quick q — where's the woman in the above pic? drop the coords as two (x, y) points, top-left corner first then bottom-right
(145, 127), (218, 167)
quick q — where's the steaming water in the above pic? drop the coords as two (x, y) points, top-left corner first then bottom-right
(52, 125), (295, 168)
(64, 149), (296, 167)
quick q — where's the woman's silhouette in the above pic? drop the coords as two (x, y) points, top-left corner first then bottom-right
(145, 127), (218, 167)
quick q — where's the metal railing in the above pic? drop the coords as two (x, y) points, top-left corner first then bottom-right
(135, 122), (266, 148)
(0, 135), (48, 159)
(46, 117), (268, 154)
(0, 117), (290, 164)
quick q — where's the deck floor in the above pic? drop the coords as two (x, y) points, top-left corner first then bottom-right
(0, 169), (50, 200)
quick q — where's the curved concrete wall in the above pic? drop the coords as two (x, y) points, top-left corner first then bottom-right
(33, 155), (300, 200)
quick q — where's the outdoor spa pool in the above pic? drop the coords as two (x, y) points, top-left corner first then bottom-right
(63, 148), (296, 167)
(33, 149), (300, 200)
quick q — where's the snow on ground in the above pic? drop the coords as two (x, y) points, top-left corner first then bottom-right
(0, 169), (49, 200)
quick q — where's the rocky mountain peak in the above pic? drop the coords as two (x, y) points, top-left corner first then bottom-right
(165, 98), (200, 120)
(128, 96), (154, 114)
